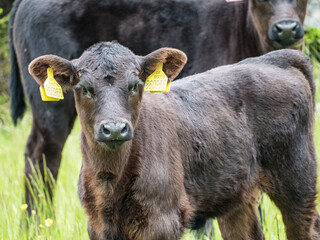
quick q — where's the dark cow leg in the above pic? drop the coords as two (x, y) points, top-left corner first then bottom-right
(24, 91), (77, 214)
(262, 141), (320, 240)
(265, 185), (320, 240)
(24, 122), (60, 212)
(264, 176), (320, 240)
(217, 189), (264, 240)
(280, 206), (320, 240)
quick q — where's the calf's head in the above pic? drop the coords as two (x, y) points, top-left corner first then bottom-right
(29, 42), (187, 149)
(249, 0), (307, 50)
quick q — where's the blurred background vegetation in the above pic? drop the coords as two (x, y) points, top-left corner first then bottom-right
(0, 7), (9, 96)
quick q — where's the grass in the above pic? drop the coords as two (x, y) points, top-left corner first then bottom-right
(0, 100), (87, 239)
(0, 62), (319, 239)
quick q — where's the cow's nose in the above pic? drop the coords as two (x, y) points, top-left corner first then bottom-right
(268, 19), (304, 47)
(97, 121), (133, 148)
(101, 122), (130, 140)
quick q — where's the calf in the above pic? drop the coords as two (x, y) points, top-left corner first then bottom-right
(29, 42), (319, 240)
(9, 0), (308, 210)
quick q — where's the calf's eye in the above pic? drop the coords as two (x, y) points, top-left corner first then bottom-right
(129, 83), (139, 96)
(81, 86), (93, 98)
(82, 87), (88, 95)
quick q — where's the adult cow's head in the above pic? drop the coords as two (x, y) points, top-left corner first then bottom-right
(248, 0), (307, 50)
(29, 42), (187, 149)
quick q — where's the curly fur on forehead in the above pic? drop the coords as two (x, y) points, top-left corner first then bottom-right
(77, 42), (138, 76)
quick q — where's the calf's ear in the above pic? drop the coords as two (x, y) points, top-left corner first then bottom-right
(28, 55), (78, 91)
(141, 48), (187, 82)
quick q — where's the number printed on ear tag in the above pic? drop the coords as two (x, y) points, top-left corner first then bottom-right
(150, 81), (172, 93)
(43, 68), (64, 99)
(144, 62), (168, 92)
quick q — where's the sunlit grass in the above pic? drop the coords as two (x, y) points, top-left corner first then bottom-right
(0, 100), (88, 239)
(0, 62), (319, 239)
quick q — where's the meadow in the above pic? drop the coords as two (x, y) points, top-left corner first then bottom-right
(0, 62), (319, 240)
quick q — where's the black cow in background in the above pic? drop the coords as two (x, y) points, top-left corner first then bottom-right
(9, 0), (308, 215)
(0, 0), (14, 17)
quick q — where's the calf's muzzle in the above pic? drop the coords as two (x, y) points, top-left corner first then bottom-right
(96, 120), (133, 148)
(268, 19), (304, 47)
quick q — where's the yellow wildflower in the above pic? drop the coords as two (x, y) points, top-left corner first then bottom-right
(45, 218), (53, 227)
(38, 193), (45, 198)
(39, 224), (44, 228)
(20, 204), (28, 211)
(32, 210), (36, 215)
(277, 214), (281, 220)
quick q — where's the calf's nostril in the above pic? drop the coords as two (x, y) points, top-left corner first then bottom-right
(292, 23), (297, 31)
(121, 124), (128, 136)
(102, 124), (111, 136)
(275, 24), (282, 33)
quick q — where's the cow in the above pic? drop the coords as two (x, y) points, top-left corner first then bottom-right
(28, 41), (319, 240)
(0, 0), (14, 17)
(9, 0), (308, 212)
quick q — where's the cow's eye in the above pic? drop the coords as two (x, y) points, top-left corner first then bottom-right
(129, 82), (139, 96)
(81, 86), (93, 98)
(256, 0), (268, 2)
(82, 87), (88, 95)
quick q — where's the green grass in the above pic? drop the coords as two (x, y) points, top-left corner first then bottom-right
(0, 101), (87, 239)
(0, 62), (319, 239)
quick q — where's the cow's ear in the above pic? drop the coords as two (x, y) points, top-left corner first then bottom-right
(141, 48), (187, 82)
(28, 55), (79, 91)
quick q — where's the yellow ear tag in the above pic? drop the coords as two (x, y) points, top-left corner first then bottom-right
(39, 85), (61, 101)
(40, 68), (64, 101)
(144, 62), (170, 93)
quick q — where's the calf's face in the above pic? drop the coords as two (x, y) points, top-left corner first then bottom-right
(249, 0), (307, 49)
(29, 42), (187, 149)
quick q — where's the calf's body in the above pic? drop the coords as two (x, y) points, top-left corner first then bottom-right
(10, 0), (308, 211)
(29, 43), (319, 240)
